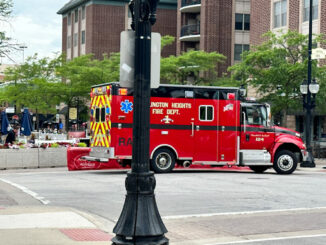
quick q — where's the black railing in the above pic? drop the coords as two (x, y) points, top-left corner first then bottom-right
(181, 24), (200, 37)
(181, 0), (201, 7)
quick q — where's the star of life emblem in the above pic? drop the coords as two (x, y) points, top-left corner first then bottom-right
(161, 115), (174, 124)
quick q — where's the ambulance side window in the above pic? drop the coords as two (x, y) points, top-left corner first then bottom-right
(244, 105), (267, 126)
(101, 108), (105, 122)
(199, 105), (213, 121)
(95, 108), (100, 122)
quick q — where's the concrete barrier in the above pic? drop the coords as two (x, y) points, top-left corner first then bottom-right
(38, 148), (67, 168)
(0, 148), (67, 170)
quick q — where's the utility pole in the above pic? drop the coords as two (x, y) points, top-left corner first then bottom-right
(112, 0), (168, 244)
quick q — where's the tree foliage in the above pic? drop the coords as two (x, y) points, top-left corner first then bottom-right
(2, 54), (62, 113)
(161, 50), (225, 85)
(229, 31), (326, 122)
(0, 0), (19, 62)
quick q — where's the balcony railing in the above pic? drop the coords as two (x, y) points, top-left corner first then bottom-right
(181, 0), (201, 7)
(181, 24), (200, 37)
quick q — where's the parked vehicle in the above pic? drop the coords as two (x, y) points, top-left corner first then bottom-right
(72, 82), (308, 174)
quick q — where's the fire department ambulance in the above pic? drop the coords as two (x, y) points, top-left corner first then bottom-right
(82, 82), (307, 174)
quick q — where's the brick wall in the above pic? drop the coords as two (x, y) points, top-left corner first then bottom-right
(321, 0), (326, 49)
(289, 0), (300, 31)
(87, 4), (126, 59)
(201, 0), (233, 75)
(250, 0), (271, 46)
(153, 8), (177, 57)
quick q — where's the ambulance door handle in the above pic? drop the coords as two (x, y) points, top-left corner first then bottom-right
(246, 134), (250, 141)
(196, 126), (200, 131)
(191, 122), (195, 136)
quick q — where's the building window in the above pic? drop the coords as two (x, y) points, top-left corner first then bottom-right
(235, 14), (250, 31)
(74, 9), (78, 22)
(74, 33), (78, 47)
(67, 13), (71, 25)
(81, 31), (85, 45)
(199, 106), (214, 121)
(67, 36), (71, 49)
(303, 0), (318, 22)
(234, 44), (250, 61)
(274, 0), (287, 28)
(82, 6), (86, 20)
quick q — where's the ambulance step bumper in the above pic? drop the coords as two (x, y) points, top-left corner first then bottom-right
(81, 156), (109, 162)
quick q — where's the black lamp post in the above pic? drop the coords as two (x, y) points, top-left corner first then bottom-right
(300, 0), (319, 168)
(300, 79), (319, 167)
(112, 0), (169, 244)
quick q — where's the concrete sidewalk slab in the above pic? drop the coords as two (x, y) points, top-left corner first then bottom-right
(0, 206), (113, 245)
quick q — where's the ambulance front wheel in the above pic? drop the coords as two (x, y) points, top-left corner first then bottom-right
(151, 148), (176, 173)
(273, 150), (298, 174)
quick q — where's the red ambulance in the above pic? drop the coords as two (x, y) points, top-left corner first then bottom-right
(77, 82), (308, 174)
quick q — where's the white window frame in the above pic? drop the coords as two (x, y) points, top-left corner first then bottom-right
(235, 13), (250, 31)
(67, 36), (71, 49)
(73, 33), (78, 47)
(273, 0), (287, 28)
(82, 6), (86, 20)
(303, 0), (319, 22)
(81, 31), (86, 45)
(234, 44), (250, 61)
(199, 105), (214, 122)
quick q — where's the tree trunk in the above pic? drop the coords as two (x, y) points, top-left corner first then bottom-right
(281, 109), (288, 128)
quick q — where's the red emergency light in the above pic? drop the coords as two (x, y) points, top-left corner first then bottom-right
(227, 93), (235, 100)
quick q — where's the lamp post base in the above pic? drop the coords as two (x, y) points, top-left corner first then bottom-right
(300, 151), (315, 168)
(112, 172), (168, 245)
(300, 161), (316, 168)
(112, 235), (169, 245)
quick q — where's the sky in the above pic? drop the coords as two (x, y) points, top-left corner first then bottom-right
(2, 0), (68, 64)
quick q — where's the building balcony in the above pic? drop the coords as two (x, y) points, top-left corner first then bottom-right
(180, 24), (200, 42)
(180, 0), (201, 13)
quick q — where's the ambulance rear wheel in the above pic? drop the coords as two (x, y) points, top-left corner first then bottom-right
(151, 148), (176, 173)
(249, 166), (270, 173)
(273, 150), (298, 174)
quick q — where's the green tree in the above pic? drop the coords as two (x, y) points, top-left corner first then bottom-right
(161, 50), (226, 85)
(1, 54), (62, 129)
(229, 31), (325, 126)
(56, 53), (120, 128)
(0, 0), (19, 62)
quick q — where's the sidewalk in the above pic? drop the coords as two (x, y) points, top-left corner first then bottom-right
(0, 206), (114, 245)
(1, 205), (326, 245)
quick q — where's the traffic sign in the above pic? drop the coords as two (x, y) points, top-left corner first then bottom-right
(120, 31), (161, 88)
(312, 48), (326, 60)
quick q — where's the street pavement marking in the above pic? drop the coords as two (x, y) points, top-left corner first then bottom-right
(163, 206), (326, 220)
(0, 211), (96, 229)
(208, 234), (326, 244)
(0, 178), (51, 205)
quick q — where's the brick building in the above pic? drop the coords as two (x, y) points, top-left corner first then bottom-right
(251, 0), (325, 46)
(177, 0), (251, 75)
(251, 0), (326, 145)
(57, 0), (178, 60)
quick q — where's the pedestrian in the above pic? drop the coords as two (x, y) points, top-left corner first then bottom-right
(5, 126), (18, 144)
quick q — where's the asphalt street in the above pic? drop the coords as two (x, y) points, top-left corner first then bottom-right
(1, 166), (326, 244)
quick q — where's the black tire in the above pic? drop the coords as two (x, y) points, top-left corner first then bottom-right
(273, 150), (298, 174)
(249, 166), (270, 173)
(151, 148), (176, 173)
